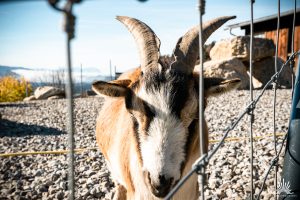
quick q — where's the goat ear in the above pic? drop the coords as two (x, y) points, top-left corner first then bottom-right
(204, 78), (241, 96)
(92, 79), (131, 97)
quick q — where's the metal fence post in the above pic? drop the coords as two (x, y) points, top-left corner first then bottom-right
(249, 1), (255, 199)
(280, 55), (300, 199)
(272, 2), (281, 198)
(198, 0), (206, 199)
(48, 1), (82, 199)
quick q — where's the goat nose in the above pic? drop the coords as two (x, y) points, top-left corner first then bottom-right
(158, 174), (172, 186)
(151, 174), (174, 198)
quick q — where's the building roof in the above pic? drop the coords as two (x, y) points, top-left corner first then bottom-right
(226, 8), (300, 30)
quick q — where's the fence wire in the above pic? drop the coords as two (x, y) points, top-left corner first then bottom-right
(48, 1), (81, 200)
(166, 52), (300, 200)
(46, 0), (299, 199)
(249, 1), (255, 199)
(272, 1), (281, 198)
(197, 0), (206, 200)
(260, 0), (298, 199)
(165, 0), (299, 195)
(291, 0), (297, 96)
(0, 132), (287, 158)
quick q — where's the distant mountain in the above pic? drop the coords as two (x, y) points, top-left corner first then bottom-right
(0, 65), (122, 95)
(0, 66), (32, 77)
(0, 65), (114, 83)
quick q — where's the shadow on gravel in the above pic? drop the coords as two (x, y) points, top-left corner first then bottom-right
(0, 102), (35, 108)
(0, 119), (66, 137)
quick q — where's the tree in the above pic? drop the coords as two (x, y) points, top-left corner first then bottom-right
(36, 68), (66, 90)
(0, 76), (32, 102)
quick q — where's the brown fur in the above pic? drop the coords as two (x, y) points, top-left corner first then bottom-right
(94, 67), (240, 200)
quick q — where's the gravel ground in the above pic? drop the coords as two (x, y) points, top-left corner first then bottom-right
(0, 89), (292, 200)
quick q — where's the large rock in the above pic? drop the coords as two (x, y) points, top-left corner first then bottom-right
(85, 90), (97, 96)
(195, 57), (250, 89)
(204, 42), (216, 61)
(47, 95), (64, 100)
(23, 95), (36, 101)
(34, 86), (65, 100)
(246, 71), (263, 89)
(246, 57), (293, 89)
(210, 36), (275, 62)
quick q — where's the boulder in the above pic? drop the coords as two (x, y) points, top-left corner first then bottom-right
(245, 57), (293, 89)
(204, 42), (216, 61)
(210, 36), (275, 62)
(195, 57), (250, 89)
(23, 95), (36, 101)
(246, 71), (263, 89)
(47, 95), (64, 100)
(193, 42), (216, 66)
(85, 90), (97, 96)
(34, 86), (65, 100)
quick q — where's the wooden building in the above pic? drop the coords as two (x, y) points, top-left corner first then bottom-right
(227, 8), (300, 65)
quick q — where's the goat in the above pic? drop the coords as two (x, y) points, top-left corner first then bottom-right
(92, 16), (240, 200)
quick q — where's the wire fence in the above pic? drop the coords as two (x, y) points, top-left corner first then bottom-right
(166, 0), (299, 199)
(165, 51), (299, 200)
(1, 0), (298, 200)
(249, 1), (255, 198)
(271, 0), (280, 197)
(197, 1), (206, 199)
(48, 1), (80, 199)
(26, 0), (300, 199)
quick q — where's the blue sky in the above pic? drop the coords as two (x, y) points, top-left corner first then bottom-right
(0, 0), (299, 76)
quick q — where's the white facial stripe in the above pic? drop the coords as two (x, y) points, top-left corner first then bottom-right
(141, 115), (186, 184)
(138, 82), (171, 116)
(138, 82), (187, 184)
(138, 77), (173, 115)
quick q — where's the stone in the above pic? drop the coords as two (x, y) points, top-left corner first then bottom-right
(245, 57), (293, 89)
(81, 189), (90, 197)
(193, 42), (216, 65)
(247, 71), (263, 89)
(1, 189), (9, 195)
(35, 169), (43, 177)
(225, 189), (233, 197)
(195, 57), (250, 89)
(86, 170), (96, 177)
(78, 179), (86, 184)
(48, 95), (64, 100)
(59, 181), (67, 190)
(48, 185), (57, 195)
(210, 36), (275, 61)
(51, 173), (60, 182)
(38, 185), (48, 193)
(208, 178), (218, 188)
(85, 90), (97, 96)
(99, 172), (110, 178)
(216, 188), (226, 199)
(55, 191), (64, 200)
(23, 95), (36, 101)
(23, 185), (31, 190)
(86, 178), (93, 185)
(263, 193), (273, 200)
(0, 91), (294, 199)
(90, 186), (103, 198)
(204, 42), (215, 61)
(34, 86), (65, 100)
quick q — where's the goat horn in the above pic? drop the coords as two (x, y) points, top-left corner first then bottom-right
(171, 16), (236, 74)
(116, 16), (161, 73)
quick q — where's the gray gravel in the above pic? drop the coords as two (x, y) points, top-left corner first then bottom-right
(0, 89), (292, 199)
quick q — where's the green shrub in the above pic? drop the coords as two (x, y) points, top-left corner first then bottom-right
(0, 76), (32, 102)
